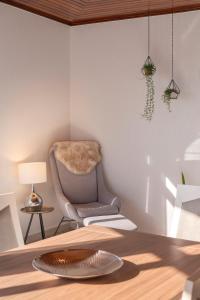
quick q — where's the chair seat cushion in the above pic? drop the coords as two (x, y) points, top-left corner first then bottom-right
(74, 202), (118, 218)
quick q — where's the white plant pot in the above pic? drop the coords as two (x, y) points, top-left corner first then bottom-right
(176, 184), (200, 203)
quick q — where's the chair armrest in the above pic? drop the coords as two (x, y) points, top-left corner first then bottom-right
(99, 189), (121, 209)
(97, 164), (121, 210)
(56, 189), (81, 221)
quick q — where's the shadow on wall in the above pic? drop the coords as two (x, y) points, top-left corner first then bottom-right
(70, 124), (200, 237)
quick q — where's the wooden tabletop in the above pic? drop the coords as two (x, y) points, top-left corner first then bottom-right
(20, 206), (54, 214)
(1, 225), (200, 300)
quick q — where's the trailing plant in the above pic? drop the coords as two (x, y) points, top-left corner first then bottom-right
(141, 4), (157, 121)
(142, 56), (156, 121)
(163, 88), (174, 112)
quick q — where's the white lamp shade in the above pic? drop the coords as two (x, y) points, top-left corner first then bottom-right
(18, 162), (47, 184)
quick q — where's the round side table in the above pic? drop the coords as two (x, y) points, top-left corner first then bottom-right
(21, 206), (54, 244)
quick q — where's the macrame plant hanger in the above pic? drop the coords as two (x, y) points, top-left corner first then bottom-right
(163, 0), (180, 111)
(142, 0), (156, 121)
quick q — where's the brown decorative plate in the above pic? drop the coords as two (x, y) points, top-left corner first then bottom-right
(32, 248), (123, 279)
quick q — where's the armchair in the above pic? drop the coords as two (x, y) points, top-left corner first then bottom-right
(49, 141), (121, 230)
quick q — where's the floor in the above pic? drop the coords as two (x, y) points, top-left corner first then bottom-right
(27, 221), (78, 244)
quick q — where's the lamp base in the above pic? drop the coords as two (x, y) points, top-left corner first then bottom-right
(25, 192), (43, 212)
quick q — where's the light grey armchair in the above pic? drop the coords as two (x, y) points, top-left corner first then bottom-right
(49, 141), (121, 232)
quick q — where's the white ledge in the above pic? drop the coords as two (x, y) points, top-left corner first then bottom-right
(0, 192), (24, 247)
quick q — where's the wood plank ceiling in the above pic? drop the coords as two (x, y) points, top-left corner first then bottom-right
(2, 0), (200, 26)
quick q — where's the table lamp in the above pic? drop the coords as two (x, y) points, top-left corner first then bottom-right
(18, 162), (47, 211)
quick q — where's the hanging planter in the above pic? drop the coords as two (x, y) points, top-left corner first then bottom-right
(142, 56), (156, 77)
(163, 79), (180, 111)
(142, 56), (156, 121)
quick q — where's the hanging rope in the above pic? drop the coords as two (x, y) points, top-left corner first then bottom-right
(148, 0), (150, 56)
(171, 0), (174, 79)
(163, 0), (180, 111)
(141, 0), (156, 121)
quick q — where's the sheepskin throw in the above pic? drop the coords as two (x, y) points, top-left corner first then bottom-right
(53, 141), (102, 175)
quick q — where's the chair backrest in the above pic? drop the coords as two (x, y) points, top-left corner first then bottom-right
(55, 158), (97, 204)
(51, 141), (102, 204)
(182, 268), (200, 300)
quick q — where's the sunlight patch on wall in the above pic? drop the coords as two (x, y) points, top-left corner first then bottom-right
(146, 155), (151, 166)
(166, 198), (174, 236)
(145, 176), (150, 214)
(169, 205), (181, 238)
(165, 177), (178, 237)
(165, 177), (177, 199)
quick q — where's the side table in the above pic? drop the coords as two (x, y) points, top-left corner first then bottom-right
(21, 206), (54, 244)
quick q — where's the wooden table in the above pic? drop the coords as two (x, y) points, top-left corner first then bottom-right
(1, 225), (200, 300)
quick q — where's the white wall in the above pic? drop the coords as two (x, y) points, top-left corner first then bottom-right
(0, 3), (70, 235)
(70, 11), (200, 235)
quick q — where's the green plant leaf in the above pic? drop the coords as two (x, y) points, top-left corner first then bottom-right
(181, 172), (186, 185)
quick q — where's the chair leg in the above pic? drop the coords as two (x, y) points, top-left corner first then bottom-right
(54, 216), (65, 236)
(24, 214), (34, 244)
(39, 214), (45, 239)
